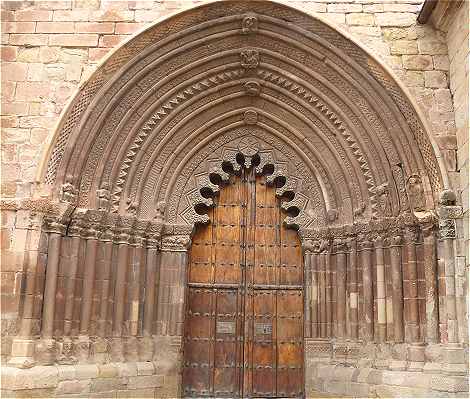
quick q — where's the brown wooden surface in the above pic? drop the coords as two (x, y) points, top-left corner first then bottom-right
(182, 170), (304, 398)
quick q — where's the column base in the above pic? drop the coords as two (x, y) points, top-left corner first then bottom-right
(7, 339), (36, 368)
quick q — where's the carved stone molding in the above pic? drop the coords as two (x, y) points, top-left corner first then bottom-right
(39, 1), (446, 229)
(179, 137), (318, 233)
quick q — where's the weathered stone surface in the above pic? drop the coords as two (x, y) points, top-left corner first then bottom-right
(425, 70), (448, 88)
(90, 377), (128, 393)
(403, 55), (433, 70)
(375, 12), (416, 27)
(127, 375), (164, 389)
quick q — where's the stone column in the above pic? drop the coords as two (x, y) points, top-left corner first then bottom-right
(141, 238), (160, 360)
(319, 244), (327, 338)
(125, 231), (145, 362)
(58, 230), (81, 365)
(374, 236), (386, 342)
(302, 240), (314, 338)
(159, 235), (191, 336)
(40, 219), (65, 364)
(390, 234), (404, 342)
(422, 223), (439, 343)
(360, 238), (374, 341)
(92, 233), (113, 364)
(334, 239), (347, 339)
(77, 227), (99, 362)
(348, 238), (358, 340)
(97, 233), (113, 338)
(325, 242), (332, 338)
(403, 227), (420, 343)
(111, 223), (130, 361)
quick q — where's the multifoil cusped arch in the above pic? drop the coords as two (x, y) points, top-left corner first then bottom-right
(38, 0), (450, 233)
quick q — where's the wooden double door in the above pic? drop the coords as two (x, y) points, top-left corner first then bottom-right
(182, 170), (304, 398)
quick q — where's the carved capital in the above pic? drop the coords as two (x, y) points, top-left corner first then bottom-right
(403, 226), (419, 243)
(390, 234), (403, 246)
(439, 218), (456, 239)
(302, 238), (320, 254)
(161, 234), (191, 252)
(43, 217), (66, 235)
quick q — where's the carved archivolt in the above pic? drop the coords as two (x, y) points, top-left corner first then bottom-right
(180, 135), (317, 232)
(38, 1), (449, 234)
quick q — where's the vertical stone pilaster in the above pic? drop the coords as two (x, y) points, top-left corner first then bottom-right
(8, 212), (48, 368)
(443, 237), (458, 343)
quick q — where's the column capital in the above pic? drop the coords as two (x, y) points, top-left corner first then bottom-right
(161, 234), (191, 252)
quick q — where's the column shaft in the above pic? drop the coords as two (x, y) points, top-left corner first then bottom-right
(390, 235), (404, 342)
(361, 240), (374, 341)
(114, 243), (128, 337)
(42, 232), (62, 338)
(423, 226), (439, 343)
(79, 238), (98, 334)
(143, 247), (159, 336)
(374, 238), (386, 342)
(336, 243), (346, 339)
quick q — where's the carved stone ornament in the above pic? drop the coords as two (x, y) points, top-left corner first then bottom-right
(244, 80), (261, 96)
(240, 49), (259, 69)
(439, 218), (456, 239)
(161, 234), (192, 252)
(179, 138), (318, 233)
(374, 182), (391, 217)
(60, 175), (77, 204)
(406, 174), (426, 212)
(243, 109), (258, 125)
(97, 182), (111, 211)
(242, 13), (258, 34)
(40, 1), (446, 250)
